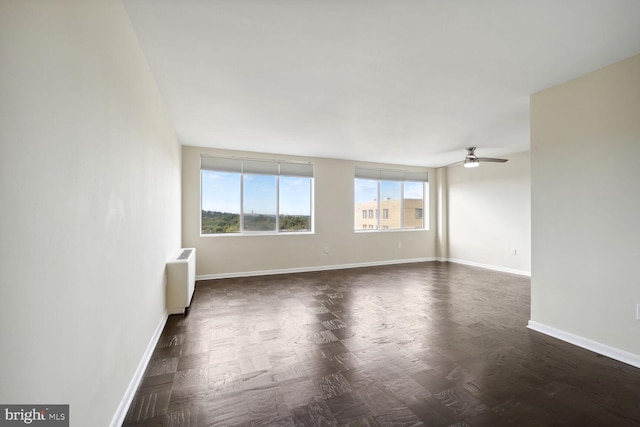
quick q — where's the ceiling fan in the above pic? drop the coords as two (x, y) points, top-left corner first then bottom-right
(446, 147), (508, 168)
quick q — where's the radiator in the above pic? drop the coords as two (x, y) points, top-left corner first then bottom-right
(166, 248), (196, 315)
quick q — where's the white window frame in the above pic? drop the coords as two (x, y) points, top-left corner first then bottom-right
(354, 167), (428, 232)
(200, 155), (314, 235)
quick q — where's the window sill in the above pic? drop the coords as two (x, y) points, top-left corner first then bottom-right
(354, 228), (429, 233)
(200, 231), (315, 237)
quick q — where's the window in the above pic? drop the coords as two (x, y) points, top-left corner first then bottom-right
(354, 168), (428, 231)
(201, 156), (313, 234)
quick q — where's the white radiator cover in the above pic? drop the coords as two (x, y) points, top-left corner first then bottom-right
(166, 248), (196, 314)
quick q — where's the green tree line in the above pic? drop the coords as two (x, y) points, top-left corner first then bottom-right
(202, 210), (310, 233)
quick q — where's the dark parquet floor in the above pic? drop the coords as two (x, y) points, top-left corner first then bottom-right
(123, 262), (640, 426)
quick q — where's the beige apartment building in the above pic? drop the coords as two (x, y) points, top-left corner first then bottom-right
(355, 198), (424, 230)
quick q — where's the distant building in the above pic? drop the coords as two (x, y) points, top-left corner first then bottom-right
(354, 198), (423, 230)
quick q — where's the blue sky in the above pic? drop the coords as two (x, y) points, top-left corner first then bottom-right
(203, 172), (424, 215)
(202, 171), (311, 215)
(355, 179), (424, 203)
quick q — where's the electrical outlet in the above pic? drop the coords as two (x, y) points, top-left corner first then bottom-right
(397, 242), (402, 249)
(509, 248), (517, 256)
(323, 246), (330, 254)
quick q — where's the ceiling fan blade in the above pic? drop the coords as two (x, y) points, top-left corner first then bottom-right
(477, 157), (508, 163)
(441, 149), (508, 168)
(443, 160), (464, 168)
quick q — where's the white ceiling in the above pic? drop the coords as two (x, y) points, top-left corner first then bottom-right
(124, 0), (640, 168)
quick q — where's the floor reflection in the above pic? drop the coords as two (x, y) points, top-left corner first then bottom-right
(124, 262), (640, 426)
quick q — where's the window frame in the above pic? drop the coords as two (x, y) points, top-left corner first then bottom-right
(354, 167), (428, 232)
(200, 155), (314, 236)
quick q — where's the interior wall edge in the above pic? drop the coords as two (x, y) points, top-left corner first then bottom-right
(110, 311), (169, 427)
(527, 320), (640, 369)
(196, 257), (437, 281)
(446, 258), (531, 277)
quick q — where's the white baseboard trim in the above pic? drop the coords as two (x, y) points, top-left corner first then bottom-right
(196, 257), (436, 280)
(110, 311), (169, 427)
(527, 320), (640, 369)
(446, 258), (531, 277)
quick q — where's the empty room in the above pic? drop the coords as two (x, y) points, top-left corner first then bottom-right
(1, 1), (639, 426)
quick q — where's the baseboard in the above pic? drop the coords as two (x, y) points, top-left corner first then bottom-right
(196, 257), (436, 280)
(527, 320), (640, 369)
(110, 311), (169, 427)
(446, 258), (531, 277)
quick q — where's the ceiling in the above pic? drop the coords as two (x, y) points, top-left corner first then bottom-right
(124, 0), (640, 168)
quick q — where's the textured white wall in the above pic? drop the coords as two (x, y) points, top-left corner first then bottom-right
(0, 2), (181, 425)
(531, 54), (640, 357)
(447, 151), (531, 275)
(182, 146), (436, 277)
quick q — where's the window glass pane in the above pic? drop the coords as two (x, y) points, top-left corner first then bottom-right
(201, 170), (240, 234)
(200, 156), (314, 235)
(380, 180), (402, 230)
(403, 181), (424, 228)
(243, 174), (277, 231)
(354, 179), (378, 230)
(354, 170), (427, 232)
(279, 176), (311, 232)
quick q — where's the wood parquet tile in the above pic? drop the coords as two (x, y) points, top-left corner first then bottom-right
(123, 262), (640, 426)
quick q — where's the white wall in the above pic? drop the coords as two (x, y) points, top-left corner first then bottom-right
(0, 2), (181, 426)
(446, 151), (531, 275)
(182, 146), (437, 277)
(530, 54), (640, 361)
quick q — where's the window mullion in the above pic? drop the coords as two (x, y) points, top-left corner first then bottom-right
(401, 181), (405, 228)
(240, 172), (244, 232)
(276, 175), (280, 232)
(377, 180), (381, 230)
